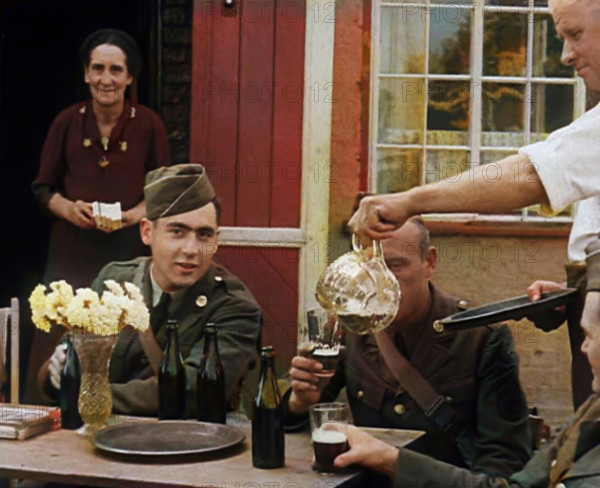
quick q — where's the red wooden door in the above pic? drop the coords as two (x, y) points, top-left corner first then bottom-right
(190, 0), (306, 375)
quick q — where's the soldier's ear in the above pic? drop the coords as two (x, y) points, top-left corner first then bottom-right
(140, 218), (153, 246)
(424, 246), (437, 277)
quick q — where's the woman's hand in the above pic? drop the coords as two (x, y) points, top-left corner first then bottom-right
(68, 200), (96, 229)
(48, 193), (95, 229)
(121, 201), (146, 228)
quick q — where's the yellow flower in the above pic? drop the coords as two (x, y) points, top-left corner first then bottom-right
(29, 284), (51, 332)
(104, 280), (125, 297)
(29, 280), (149, 336)
(123, 282), (149, 332)
(64, 288), (101, 330)
(45, 280), (74, 327)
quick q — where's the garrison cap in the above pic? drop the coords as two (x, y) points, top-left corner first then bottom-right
(144, 164), (215, 220)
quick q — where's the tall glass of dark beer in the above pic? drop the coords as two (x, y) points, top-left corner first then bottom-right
(308, 403), (351, 473)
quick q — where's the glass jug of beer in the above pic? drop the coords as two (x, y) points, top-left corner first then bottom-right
(315, 236), (400, 335)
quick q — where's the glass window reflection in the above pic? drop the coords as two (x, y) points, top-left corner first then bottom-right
(429, 6), (472, 75)
(380, 6), (426, 74)
(483, 12), (527, 76)
(379, 78), (426, 145)
(378, 149), (423, 194)
(482, 83), (525, 146)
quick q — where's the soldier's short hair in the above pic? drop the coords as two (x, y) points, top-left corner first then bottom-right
(407, 216), (431, 261)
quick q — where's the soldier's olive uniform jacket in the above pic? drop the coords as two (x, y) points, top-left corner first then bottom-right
(392, 395), (600, 488)
(288, 285), (531, 479)
(91, 257), (261, 418)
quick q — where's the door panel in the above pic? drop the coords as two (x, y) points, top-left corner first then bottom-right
(191, 0), (306, 370)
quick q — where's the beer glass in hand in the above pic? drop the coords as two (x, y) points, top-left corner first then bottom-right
(298, 309), (342, 378)
(309, 402), (351, 473)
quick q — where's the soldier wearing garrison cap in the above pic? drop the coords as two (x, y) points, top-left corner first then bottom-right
(39, 164), (261, 418)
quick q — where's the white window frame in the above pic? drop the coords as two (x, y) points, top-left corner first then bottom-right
(370, 0), (587, 224)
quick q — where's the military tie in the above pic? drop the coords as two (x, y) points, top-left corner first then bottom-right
(150, 292), (171, 334)
(549, 393), (600, 487)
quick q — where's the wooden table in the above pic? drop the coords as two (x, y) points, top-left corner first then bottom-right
(0, 414), (422, 488)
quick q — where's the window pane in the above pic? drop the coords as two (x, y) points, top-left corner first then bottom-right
(530, 84), (574, 142)
(377, 149), (423, 193)
(379, 78), (426, 144)
(533, 14), (575, 77)
(373, 1), (578, 222)
(483, 12), (527, 76)
(425, 150), (471, 184)
(429, 6), (471, 75)
(427, 81), (471, 145)
(380, 6), (426, 74)
(482, 83), (525, 146)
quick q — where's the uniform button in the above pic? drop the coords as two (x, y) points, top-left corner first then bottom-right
(433, 321), (444, 333)
(356, 390), (364, 399)
(215, 276), (223, 282)
(196, 295), (208, 307)
(445, 396), (453, 403)
(551, 460), (557, 468)
(394, 404), (406, 416)
(458, 300), (468, 309)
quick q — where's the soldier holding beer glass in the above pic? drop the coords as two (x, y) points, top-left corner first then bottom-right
(284, 218), (531, 479)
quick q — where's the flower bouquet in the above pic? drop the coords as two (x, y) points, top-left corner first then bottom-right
(29, 280), (149, 435)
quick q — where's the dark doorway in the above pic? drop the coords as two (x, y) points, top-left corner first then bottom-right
(0, 0), (159, 402)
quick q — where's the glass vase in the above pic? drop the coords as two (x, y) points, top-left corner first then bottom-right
(72, 329), (117, 436)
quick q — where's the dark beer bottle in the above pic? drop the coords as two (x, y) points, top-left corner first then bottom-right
(252, 346), (284, 468)
(59, 333), (83, 429)
(197, 323), (226, 423)
(158, 320), (186, 420)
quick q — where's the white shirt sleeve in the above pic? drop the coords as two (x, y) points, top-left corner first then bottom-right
(519, 102), (600, 213)
(568, 196), (600, 262)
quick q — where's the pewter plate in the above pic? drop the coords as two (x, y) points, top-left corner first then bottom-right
(92, 421), (245, 456)
(435, 288), (577, 331)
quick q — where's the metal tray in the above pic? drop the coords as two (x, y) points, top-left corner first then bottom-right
(92, 421), (245, 456)
(433, 288), (577, 332)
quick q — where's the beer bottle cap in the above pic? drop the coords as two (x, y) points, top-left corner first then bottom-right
(166, 319), (179, 330)
(261, 345), (275, 358)
(205, 323), (218, 333)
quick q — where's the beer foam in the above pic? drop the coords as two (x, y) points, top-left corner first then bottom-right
(313, 348), (339, 357)
(312, 427), (347, 444)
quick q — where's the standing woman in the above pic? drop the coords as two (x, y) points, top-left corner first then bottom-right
(32, 29), (171, 289)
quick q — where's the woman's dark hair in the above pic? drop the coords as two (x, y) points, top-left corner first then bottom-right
(78, 29), (142, 79)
